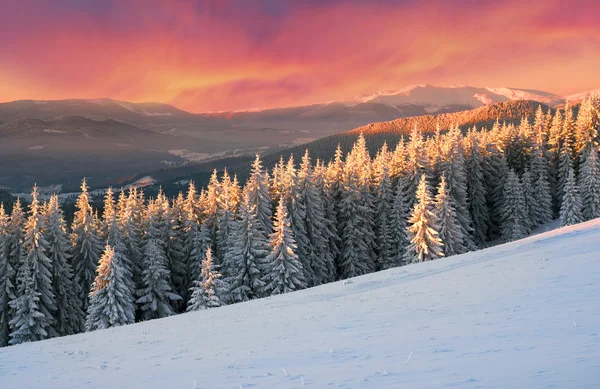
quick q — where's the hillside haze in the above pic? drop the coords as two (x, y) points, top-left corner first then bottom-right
(0, 85), (597, 192)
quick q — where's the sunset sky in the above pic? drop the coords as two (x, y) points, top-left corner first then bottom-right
(1, 0), (599, 112)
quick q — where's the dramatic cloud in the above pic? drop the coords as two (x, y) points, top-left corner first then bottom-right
(1, 0), (599, 112)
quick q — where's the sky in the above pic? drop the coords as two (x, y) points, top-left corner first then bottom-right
(1, 0), (599, 112)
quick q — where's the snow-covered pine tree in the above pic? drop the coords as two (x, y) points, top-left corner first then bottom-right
(560, 166), (583, 227)
(372, 143), (395, 270)
(118, 190), (143, 294)
(216, 170), (236, 266)
(262, 197), (306, 295)
(465, 132), (489, 246)
(297, 150), (333, 285)
(71, 179), (102, 312)
(100, 187), (116, 240)
(187, 248), (229, 311)
(0, 204), (15, 347)
(8, 254), (46, 345)
(482, 141), (509, 239)
(204, 170), (221, 246)
(338, 156), (374, 279)
(434, 175), (465, 257)
(85, 244), (135, 331)
(557, 132), (575, 206)
(405, 175), (443, 263)
(222, 192), (269, 303)
(314, 159), (339, 282)
(405, 126), (430, 208)
(388, 177), (411, 268)
(529, 145), (554, 225)
(15, 186), (57, 339)
(579, 146), (600, 220)
(574, 94), (600, 159)
(521, 170), (538, 231)
(137, 200), (181, 320)
(500, 170), (529, 241)
(43, 195), (84, 336)
(245, 154), (273, 239)
(283, 156), (315, 285)
(187, 222), (211, 296)
(166, 192), (188, 311)
(439, 127), (476, 252)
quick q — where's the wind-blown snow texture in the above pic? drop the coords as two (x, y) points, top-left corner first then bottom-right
(2, 219), (600, 389)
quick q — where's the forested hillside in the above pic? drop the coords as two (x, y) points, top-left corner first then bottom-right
(1, 95), (598, 347)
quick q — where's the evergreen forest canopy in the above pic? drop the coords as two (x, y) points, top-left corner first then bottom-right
(1, 95), (599, 347)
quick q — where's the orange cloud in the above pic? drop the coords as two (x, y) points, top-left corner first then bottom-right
(0, 0), (599, 112)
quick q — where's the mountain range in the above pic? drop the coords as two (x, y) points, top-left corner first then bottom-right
(1, 85), (598, 193)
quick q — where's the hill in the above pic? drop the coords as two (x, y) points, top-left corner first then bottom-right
(2, 219), (598, 389)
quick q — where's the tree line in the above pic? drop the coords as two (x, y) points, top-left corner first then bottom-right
(1, 95), (599, 347)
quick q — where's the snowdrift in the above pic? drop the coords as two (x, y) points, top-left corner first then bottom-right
(2, 219), (599, 389)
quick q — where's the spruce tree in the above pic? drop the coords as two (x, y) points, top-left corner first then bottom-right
(118, 190), (143, 295)
(373, 144), (395, 270)
(71, 179), (102, 311)
(12, 186), (57, 340)
(263, 198), (306, 295)
(137, 201), (181, 320)
(314, 159), (339, 282)
(44, 195), (84, 336)
(187, 248), (228, 311)
(465, 133), (489, 246)
(297, 150), (333, 285)
(246, 154), (273, 238)
(405, 175), (443, 263)
(579, 147), (600, 220)
(434, 176), (465, 257)
(530, 146), (554, 225)
(560, 167), (583, 227)
(388, 177), (411, 268)
(500, 171), (529, 241)
(85, 244), (136, 331)
(0, 205), (15, 347)
(521, 170), (537, 231)
(224, 193), (269, 303)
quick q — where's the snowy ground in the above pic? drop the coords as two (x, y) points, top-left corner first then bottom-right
(2, 220), (600, 389)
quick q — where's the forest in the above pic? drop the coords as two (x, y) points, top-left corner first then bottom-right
(0, 95), (599, 347)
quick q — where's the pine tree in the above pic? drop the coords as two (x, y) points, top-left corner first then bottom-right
(314, 159), (339, 282)
(263, 198), (306, 295)
(500, 171), (529, 241)
(530, 146), (554, 225)
(187, 248), (228, 311)
(405, 175), (443, 262)
(579, 147), (600, 220)
(388, 177), (411, 268)
(85, 244), (136, 331)
(137, 201), (181, 320)
(118, 190), (143, 295)
(187, 222), (211, 295)
(297, 150), (333, 285)
(11, 186), (57, 341)
(521, 170), (537, 231)
(560, 166), (583, 227)
(224, 192), (269, 303)
(245, 154), (273, 238)
(8, 256), (46, 345)
(167, 193), (188, 311)
(0, 205), (15, 347)
(71, 179), (102, 311)
(43, 195), (84, 336)
(373, 144), (395, 270)
(465, 133), (489, 246)
(435, 176), (465, 257)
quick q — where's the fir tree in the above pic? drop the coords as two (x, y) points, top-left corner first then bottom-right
(224, 193), (269, 303)
(465, 133), (489, 246)
(435, 176), (465, 257)
(560, 167), (583, 227)
(500, 171), (529, 241)
(388, 177), (411, 268)
(521, 170), (537, 231)
(263, 198), (306, 295)
(71, 179), (102, 311)
(579, 147), (600, 220)
(405, 175), (443, 263)
(187, 248), (228, 311)
(0, 205), (15, 346)
(137, 201), (181, 320)
(530, 146), (554, 225)
(85, 244), (136, 331)
(11, 186), (56, 341)
(373, 144), (395, 270)
(245, 154), (273, 238)
(43, 195), (83, 336)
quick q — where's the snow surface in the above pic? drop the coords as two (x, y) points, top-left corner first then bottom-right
(2, 219), (600, 389)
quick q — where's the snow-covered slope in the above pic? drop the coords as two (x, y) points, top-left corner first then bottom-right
(2, 220), (600, 389)
(344, 85), (568, 111)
